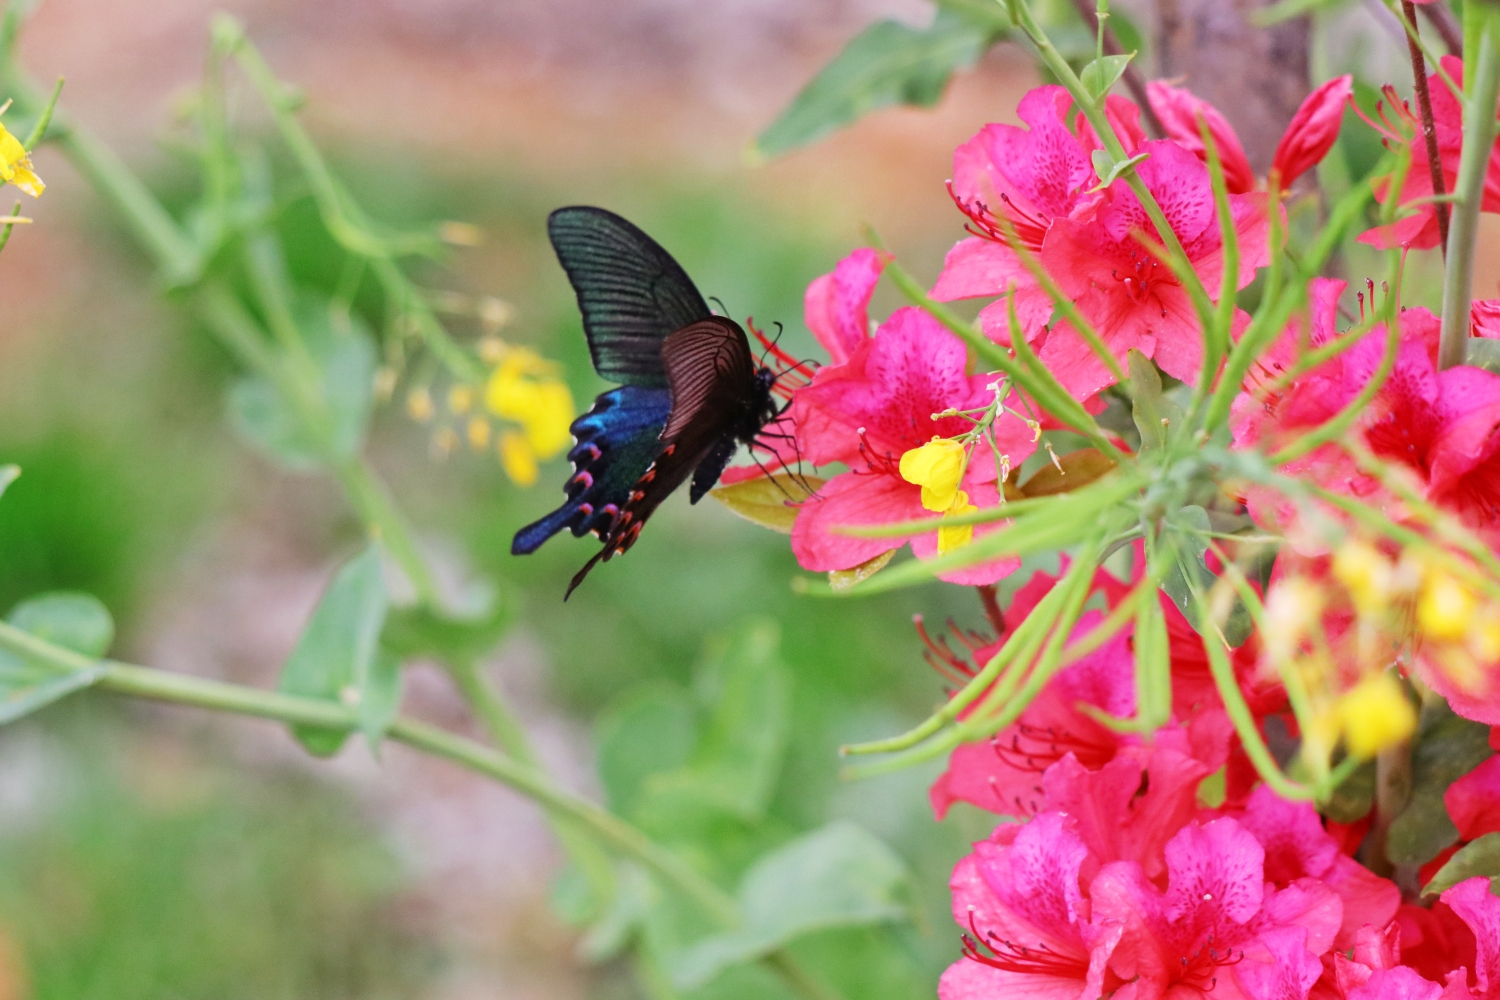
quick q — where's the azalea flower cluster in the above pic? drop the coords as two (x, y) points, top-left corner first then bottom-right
(718, 18), (1500, 1000)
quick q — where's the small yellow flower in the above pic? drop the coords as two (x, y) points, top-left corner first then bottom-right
(498, 430), (539, 486)
(1336, 673), (1416, 759)
(485, 347), (575, 462)
(1417, 569), (1477, 642)
(431, 426), (459, 459)
(0, 122), (43, 198)
(466, 416), (492, 451)
(937, 490), (978, 555)
(1263, 577), (1325, 663)
(1332, 541), (1394, 616)
(449, 384), (475, 416)
(406, 388), (435, 423)
(899, 437), (967, 513)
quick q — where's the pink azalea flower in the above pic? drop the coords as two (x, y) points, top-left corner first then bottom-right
(1360, 57), (1500, 251)
(1445, 755), (1500, 841)
(1088, 817), (1341, 1000)
(788, 306), (1038, 584)
(1146, 81), (1257, 194)
(1038, 138), (1269, 399)
(941, 812), (1124, 1000)
(929, 560), (1235, 821)
(1231, 284), (1500, 561)
(1437, 877), (1500, 1000)
(804, 247), (891, 365)
(1231, 784), (1400, 949)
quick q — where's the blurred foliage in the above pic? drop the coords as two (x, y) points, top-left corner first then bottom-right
(0, 706), (429, 999)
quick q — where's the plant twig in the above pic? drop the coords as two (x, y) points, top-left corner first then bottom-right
(1401, 1), (1451, 252)
(976, 584), (1006, 636)
(1422, 1), (1464, 55)
(1067, 0), (1166, 137)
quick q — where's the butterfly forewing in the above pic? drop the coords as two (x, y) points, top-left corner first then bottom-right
(547, 207), (712, 388)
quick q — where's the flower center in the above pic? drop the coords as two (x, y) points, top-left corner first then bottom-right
(1111, 249), (1172, 305)
(962, 911), (1089, 980)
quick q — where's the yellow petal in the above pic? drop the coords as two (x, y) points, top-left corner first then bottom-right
(1417, 571), (1477, 642)
(899, 437), (967, 513)
(937, 491), (977, 555)
(1336, 673), (1416, 759)
(498, 431), (539, 486)
(466, 416), (492, 451)
(0, 124), (42, 198)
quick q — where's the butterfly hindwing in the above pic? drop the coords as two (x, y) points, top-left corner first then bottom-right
(563, 319), (765, 598)
(511, 385), (672, 555)
(548, 207), (713, 388)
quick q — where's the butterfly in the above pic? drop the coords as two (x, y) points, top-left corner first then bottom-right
(511, 206), (808, 598)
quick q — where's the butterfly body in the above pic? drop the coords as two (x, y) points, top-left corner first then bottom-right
(511, 206), (789, 597)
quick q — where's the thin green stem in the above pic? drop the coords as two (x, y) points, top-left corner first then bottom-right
(21, 76), (61, 149)
(1439, 10), (1500, 370)
(0, 198), (20, 257)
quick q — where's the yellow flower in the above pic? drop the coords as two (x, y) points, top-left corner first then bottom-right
(937, 490), (977, 555)
(448, 385), (474, 416)
(0, 122), (42, 198)
(498, 431), (539, 486)
(1417, 569), (1477, 642)
(485, 347), (575, 462)
(1332, 541), (1394, 616)
(466, 416), (491, 451)
(1263, 577), (1325, 663)
(1336, 673), (1416, 759)
(406, 388), (435, 423)
(899, 437), (967, 512)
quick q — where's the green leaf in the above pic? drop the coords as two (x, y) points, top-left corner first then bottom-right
(381, 578), (513, 665)
(672, 621), (790, 821)
(828, 550), (895, 591)
(0, 465), (18, 502)
(753, 9), (1005, 159)
(1128, 349), (1176, 452)
(1079, 53), (1133, 99)
(1466, 337), (1500, 375)
(1090, 149), (1151, 191)
(669, 821), (913, 990)
(1159, 506), (1252, 647)
(227, 302), (377, 470)
(0, 658), (107, 725)
(595, 684), (700, 819)
(1423, 832), (1500, 897)
(277, 544), (390, 756)
(7, 592), (115, 657)
(1388, 700), (1494, 866)
(710, 473), (825, 534)
(1320, 759), (1376, 824)
(1018, 448), (1117, 497)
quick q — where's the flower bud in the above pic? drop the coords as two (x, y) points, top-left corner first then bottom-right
(1337, 673), (1416, 759)
(1271, 75), (1353, 188)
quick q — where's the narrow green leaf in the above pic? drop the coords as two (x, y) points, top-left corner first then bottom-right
(227, 301), (377, 470)
(278, 544), (389, 756)
(7, 592), (115, 657)
(753, 10), (1004, 159)
(1134, 592), (1171, 731)
(1129, 349), (1176, 451)
(669, 821), (913, 989)
(710, 473), (824, 534)
(1079, 53), (1133, 99)
(1423, 833), (1500, 897)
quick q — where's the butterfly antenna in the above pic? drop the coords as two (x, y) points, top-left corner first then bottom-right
(708, 296), (729, 316)
(747, 316), (817, 382)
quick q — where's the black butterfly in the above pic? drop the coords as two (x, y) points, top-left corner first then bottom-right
(512, 206), (800, 598)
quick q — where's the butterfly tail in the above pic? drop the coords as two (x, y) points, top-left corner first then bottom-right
(564, 548), (609, 601)
(512, 505), (582, 556)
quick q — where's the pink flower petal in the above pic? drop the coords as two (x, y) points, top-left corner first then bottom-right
(1445, 755), (1500, 841)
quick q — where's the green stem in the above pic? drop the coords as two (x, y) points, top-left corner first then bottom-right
(331, 457), (441, 606)
(0, 622), (843, 1000)
(1439, 10), (1500, 371)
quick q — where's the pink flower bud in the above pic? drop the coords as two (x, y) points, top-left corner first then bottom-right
(1271, 75), (1354, 188)
(1145, 80), (1255, 193)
